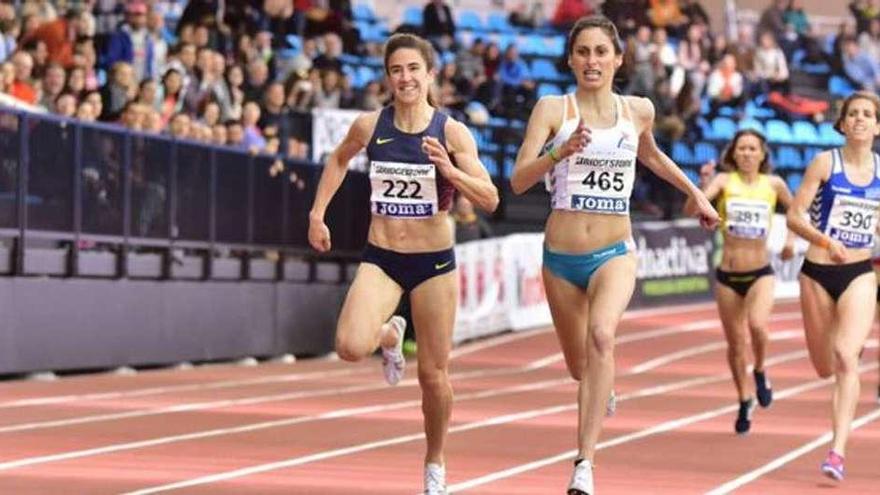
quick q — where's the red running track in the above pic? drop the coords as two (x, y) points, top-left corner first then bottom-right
(0, 299), (877, 494)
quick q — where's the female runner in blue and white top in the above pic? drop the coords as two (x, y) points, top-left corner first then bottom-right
(510, 16), (719, 495)
(308, 33), (498, 495)
(786, 90), (880, 483)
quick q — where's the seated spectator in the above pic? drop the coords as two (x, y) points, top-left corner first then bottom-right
(422, 0), (455, 52)
(707, 34), (729, 67)
(452, 195), (493, 243)
(849, 0), (880, 34)
(357, 80), (386, 111)
(210, 123), (227, 145)
(9, 51), (39, 105)
(602, 0), (649, 39)
(241, 101), (266, 151)
(102, 1), (154, 83)
(310, 68), (346, 109)
(159, 68), (184, 125)
(757, 0), (787, 42)
(509, 1), (545, 29)
(679, 0), (710, 29)
(624, 26), (658, 98)
(136, 78), (159, 111)
(55, 92), (76, 117)
(224, 64), (245, 120)
(226, 119), (245, 147)
(830, 21), (858, 73)
(677, 23), (709, 101)
(455, 38), (486, 96)
(651, 28), (677, 76)
(552, 0), (595, 31)
(496, 44), (535, 119)
(754, 31), (790, 93)
(840, 36), (880, 92)
(167, 111), (191, 138)
(100, 61), (136, 121)
(65, 66), (86, 96)
(784, 0), (811, 37)
(859, 18), (880, 61)
(648, 0), (688, 37)
(20, 6), (90, 69)
(706, 53), (744, 116)
(38, 62), (66, 112)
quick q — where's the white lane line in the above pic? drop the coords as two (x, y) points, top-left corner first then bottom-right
(0, 301), (730, 411)
(117, 351), (815, 495)
(0, 376), (574, 472)
(446, 362), (879, 493)
(627, 328), (804, 375)
(705, 406), (880, 495)
(0, 313), (752, 434)
(0, 341), (811, 471)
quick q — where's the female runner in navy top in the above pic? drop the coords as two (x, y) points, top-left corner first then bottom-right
(308, 33), (498, 494)
(786, 91), (880, 482)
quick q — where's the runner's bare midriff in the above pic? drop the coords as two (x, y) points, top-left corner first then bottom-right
(368, 213), (453, 252)
(544, 210), (632, 253)
(718, 236), (771, 271)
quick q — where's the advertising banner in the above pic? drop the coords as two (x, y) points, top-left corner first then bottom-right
(630, 218), (715, 307)
(311, 108), (368, 171)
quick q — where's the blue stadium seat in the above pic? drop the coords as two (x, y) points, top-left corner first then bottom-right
(537, 83), (562, 98)
(829, 75), (855, 97)
(765, 119), (794, 143)
(787, 173), (803, 192)
(531, 59), (562, 81)
(353, 4), (376, 22)
(737, 119), (765, 135)
(520, 34), (545, 56)
(488, 116), (507, 127)
(792, 121), (820, 145)
(546, 36), (566, 56)
(775, 146), (802, 170)
(480, 155), (498, 176)
(802, 146), (822, 164)
(457, 10), (484, 31)
(818, 122), (845, 146)
(403, 6), (422, 26)
(684, 167), (700, 185)
(710, 117), (736, 140)
(694, 142), (717, 163)
(487, 12), (514, 33)
(503, 158), (515, 178)
(672, 142), (694, 165)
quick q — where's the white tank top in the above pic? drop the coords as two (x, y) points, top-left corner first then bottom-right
(545, 94), (639, 215)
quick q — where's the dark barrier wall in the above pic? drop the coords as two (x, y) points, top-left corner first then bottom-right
(0, 277), (347, 374)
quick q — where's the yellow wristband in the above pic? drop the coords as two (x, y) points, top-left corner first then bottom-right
(817, 237), (831, 250)
(548, 147), (560, 162)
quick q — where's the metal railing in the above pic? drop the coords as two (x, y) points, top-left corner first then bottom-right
(0, 109), (369, 279)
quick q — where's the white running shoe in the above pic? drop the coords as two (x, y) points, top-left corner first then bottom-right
(424, 462), (447, 494)
(381, 315), (406, 386)
(568, 460), (594, 495)
(606, 390), (617, 417)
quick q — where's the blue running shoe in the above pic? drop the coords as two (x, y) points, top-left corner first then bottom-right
(735, 398), (756, 434)
(754, 370), (773, 407)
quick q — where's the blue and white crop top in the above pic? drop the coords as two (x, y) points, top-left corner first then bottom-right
(544, 93), (639, 215)
(809, 148), (880, 249)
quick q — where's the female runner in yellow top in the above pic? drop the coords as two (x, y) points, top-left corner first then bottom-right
(685, 129), (795, 434)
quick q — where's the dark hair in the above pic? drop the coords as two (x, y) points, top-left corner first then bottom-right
(383, 33), (437, 106)
(567, 15), (623, 57)
(833, 90), (880, 134)
(720, 129), (772, 174)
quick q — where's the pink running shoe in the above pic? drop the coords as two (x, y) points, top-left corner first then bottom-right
(820, 450), (844, 481)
